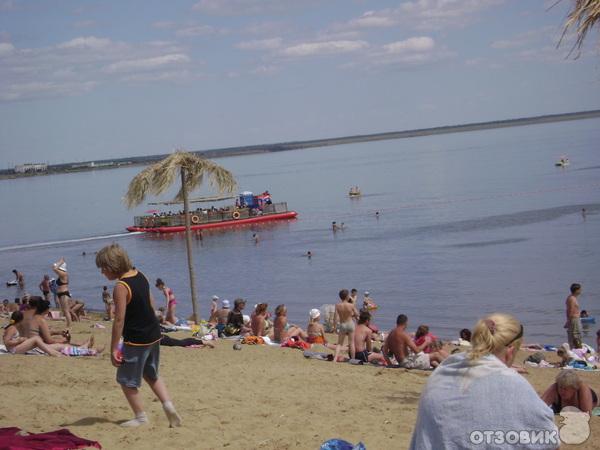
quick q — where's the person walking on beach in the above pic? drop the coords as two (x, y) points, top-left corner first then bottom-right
(96, 243), (181, 428)
(565, 283), (583, 349)
(333, 289), (359, 362)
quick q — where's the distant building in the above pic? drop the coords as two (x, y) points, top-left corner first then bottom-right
(14, 163), (48, 173)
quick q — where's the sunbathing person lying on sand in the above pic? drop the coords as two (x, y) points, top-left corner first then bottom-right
(273, 304), (307, 343)
(541, 370), (599, 414)
(160, 334), (214, 348)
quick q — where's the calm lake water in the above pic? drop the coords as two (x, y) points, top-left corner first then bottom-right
(1, 118), (599, 344)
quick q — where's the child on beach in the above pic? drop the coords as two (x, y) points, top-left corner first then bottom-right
(333, 289), (359, 362)
(102, 286), (114, 320)
(96, 243), (181, 428)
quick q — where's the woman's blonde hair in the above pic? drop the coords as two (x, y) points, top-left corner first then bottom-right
(468, 313), (523, 360)
(95, 243), (133, 277)
(556, 370), (581, 389)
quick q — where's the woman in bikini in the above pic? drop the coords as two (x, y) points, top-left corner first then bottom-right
(51, 258), (73, 328)
(250, 303), (271, 337)
(155, 279), (178, 324)
(306, 308), (337, 350)
(541, 370), (599, 414)
(273, 304), (306, 343)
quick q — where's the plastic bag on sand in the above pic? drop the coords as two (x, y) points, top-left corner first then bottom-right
(320, 439), (366, 450)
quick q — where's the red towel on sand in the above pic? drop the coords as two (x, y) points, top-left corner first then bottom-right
(0, 427), (101, 450)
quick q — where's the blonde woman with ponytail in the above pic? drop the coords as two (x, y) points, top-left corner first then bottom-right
(410, 313), (559, 450)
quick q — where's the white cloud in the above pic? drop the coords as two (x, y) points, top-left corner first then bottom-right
(0, 80), (96, 102)
(153, 21), (177, 30)
(0, 37), (195, 102)
(383, 37), (435, 53)
(58, 36), (111, 50)
(281, 40), (368, 57)
(192, 0), (311, 16)
(104, 53), (190, 73)
(491, 26), (557, 49)
(336, 0), (505, 33)
(251, 64), (279, 75)
(74, 20), (96, 29)
(236, 37), (282, 50)
(0, 42), (15, 57)
(121, 70), (192, 83)
(175, 25), (216, 37)
(334, 10), (397, 31)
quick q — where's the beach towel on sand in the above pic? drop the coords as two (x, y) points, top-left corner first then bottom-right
(320, 439), (366, 450)
(0, 427), (101, 449)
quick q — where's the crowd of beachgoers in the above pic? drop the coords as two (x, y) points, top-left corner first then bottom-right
(2, 249), (599, 446)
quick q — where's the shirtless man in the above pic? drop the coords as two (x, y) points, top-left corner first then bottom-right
(39, 275), (51, 302)
(12, 269), (25, 290)
(354, 311), (386, 365)
(349, 288), (358, 305)
(333, 289), (359, 362)
(383, 314), (446, 369)
(565, 283), (582, 348)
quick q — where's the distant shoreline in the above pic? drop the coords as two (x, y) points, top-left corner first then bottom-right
(2, 109), (599, 180)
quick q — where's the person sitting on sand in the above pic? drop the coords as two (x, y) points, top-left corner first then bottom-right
(225, 298), (251, 336)
(19, 297), (70, 345)
(382, 314), (445, 369)
(68, 298), (86, 321)
(333, 289), (359, 363)
(541, 368), (599, 414)
(3, 311), (62, 356)
(155, 278), (178, 325)
(409, 313), (559, 450)
(251, 303), (271, 337)
(306, 308), (337, 350)
(96, 243), (182, 428)
(414, 325), (438, 354)
(354, 311), (386, 365)
(273, 304), (307, 343)
(211, 299), (230, 336)
(1, 299), (8, 316)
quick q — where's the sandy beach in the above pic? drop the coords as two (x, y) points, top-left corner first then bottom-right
(0, 318), (598, 450)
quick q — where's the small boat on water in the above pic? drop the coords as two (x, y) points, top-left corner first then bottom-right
(581, 316), (596, 325)
(348, 186), (361, 197)
(127, 191), (297, 234)
(555, 157), (570, 167)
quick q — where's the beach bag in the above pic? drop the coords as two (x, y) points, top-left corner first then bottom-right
(320, 439), (366, 450)
(223, 324), (240, 337)
(525, 352), (545, 364)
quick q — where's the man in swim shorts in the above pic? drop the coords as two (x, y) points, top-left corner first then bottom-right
(565, 283), (582, 349)
(383, 314), (445, 369)
(354, 311), (386, 365)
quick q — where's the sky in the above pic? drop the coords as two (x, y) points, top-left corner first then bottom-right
(0, 0), (599, 167)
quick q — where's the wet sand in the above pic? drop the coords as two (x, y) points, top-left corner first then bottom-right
(1, 319), (599, 449)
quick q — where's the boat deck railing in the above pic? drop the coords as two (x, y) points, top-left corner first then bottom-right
(133, 202), (289, 228)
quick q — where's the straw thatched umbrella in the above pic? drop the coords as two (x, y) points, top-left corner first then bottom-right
(124, 151), (237, 323)
(559, 0), (600, 54)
